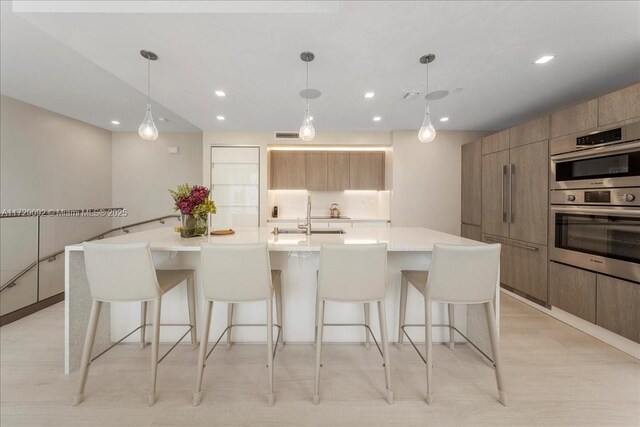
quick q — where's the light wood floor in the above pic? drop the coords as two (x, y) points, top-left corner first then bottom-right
(1, 294), (638, 427)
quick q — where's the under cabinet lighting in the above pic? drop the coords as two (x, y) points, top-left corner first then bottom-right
(364, 92), (375, 98)
(268, 146), (389, 152)
(534, 55), (555, 64)
(214, 90), (226, 97)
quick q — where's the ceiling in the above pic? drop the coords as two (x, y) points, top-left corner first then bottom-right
(2, 1), (639, 132)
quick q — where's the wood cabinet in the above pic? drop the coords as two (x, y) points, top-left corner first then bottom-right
(551, 99), (598, 138)
(461, 224), (481, 241)
(481, 129), (509, 155)
(484, 234), (548, 303)
(327, 152), (350, 191)
(482, 150), (510, 238)
(549, 262), (596, 323)
(509, 115), (549, 148)
(461, 139), (482, 226)
(270, 151), (305, 189)
(349, 152), (384, 190)
(305, 152), (327, 191)
(596, 275), (640, 343)
(598, 82), (640, 127)
(509, 140), (548, 245)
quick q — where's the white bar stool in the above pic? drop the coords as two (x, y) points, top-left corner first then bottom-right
(313, 243), (393, 405)
(74, 242), (197, 406)
(194, 243), (281, 407)
(397, 243), (507, 406)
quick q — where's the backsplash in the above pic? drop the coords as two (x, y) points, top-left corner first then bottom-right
(268, 190), (391, 220)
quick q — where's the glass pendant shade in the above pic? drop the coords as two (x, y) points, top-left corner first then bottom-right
(299, 110), (315, 141)
(138, 104), (159, 140)
(418, 110), (436, 143)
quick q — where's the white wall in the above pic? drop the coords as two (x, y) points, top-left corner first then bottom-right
(390, 130), (489, 234)
(0, 95), (112, 313)
(112, 131), (203, 226)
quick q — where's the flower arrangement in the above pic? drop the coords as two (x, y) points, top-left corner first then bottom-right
(169, 184), (216, 237)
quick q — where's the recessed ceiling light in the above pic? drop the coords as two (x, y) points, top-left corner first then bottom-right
(534, 55), (555, 64)
(214, 90), (226, 97)
(439, 117), (449, 122)
(364, 92), (375, 99)
(110, 120), (120, 125)
(158, 117), (168, 122)
(216, 115), (225, 121)
(373, 116), (382, 122)
(309, 116), (314, 121)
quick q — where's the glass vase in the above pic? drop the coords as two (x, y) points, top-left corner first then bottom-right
(180, 214), (208, 238)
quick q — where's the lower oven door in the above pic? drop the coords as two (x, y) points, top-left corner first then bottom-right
(549, 205), (640, 282)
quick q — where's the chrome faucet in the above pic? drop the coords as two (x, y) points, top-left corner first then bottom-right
(298, 195), (312, 235)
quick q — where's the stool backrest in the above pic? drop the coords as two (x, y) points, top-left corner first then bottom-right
(318, 243), (387, 302)
(425, 243), (501, 303)
(83, 242), (162, 302)
(201, 243), (272, 302)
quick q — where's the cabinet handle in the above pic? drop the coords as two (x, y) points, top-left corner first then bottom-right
(484, 236), (539, 252)
(510, 164), (515, 224)
(501, 165), (507, 222)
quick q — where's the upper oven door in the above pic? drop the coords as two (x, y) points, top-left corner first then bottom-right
(550, 141), (640, 190)
(549, 205), (640, 282)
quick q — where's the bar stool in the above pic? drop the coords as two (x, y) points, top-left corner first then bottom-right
(74, 242), (197, 406)
(397, 243), (507, 406)
(194, 243), (281, 407)
(313, 243), (393, 405)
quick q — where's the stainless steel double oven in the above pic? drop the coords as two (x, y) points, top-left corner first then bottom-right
(549, 121), (640, 283)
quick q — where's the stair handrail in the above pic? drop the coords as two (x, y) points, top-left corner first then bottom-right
(0, 213), (179, 292)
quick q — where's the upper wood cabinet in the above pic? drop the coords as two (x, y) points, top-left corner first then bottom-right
(349, 152), (385, 190)
(509, 115), (549, 148)
(509, 139), (548, 245)
(305, 152), (328, 191)
(598, 82), (640, 127)
(551, 99), (598, 138)
(269, 151), (305, 189)
(327, 152), (350, 191)
(461, 139), (482, 226)
(481, 129), (509, 155)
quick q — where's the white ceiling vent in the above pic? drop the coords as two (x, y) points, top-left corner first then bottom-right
(274, 131), (300, 140)
(402, 91), (421, 100)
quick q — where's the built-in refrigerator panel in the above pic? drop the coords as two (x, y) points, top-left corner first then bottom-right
(210, 146), (260, 229)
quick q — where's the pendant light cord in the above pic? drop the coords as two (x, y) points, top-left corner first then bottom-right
(147, 58), (151, 108)
(425, 59), (429, 115)
(306, 60), (310, 113)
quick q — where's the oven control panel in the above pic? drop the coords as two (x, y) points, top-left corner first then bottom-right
(550, 188), (640, 206)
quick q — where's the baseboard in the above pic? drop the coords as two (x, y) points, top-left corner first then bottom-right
(501, 289), (640, 360)
(0, 292), (65, 327)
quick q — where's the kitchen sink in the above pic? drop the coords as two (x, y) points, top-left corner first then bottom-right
(272, 228), (346, 235)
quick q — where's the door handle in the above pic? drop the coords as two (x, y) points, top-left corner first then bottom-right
(502, 165), (507, 222)
(510, 164), (515, 223)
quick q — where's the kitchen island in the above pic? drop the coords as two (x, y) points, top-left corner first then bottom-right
(64, 226), (498, 373)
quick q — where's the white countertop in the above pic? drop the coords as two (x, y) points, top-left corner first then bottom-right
(66, 226), (480, 252)
(267, 217), (390, 223)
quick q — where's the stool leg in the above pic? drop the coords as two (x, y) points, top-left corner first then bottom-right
(397, 274), (408, 348)
(313, 285), (319, 347)
(194, 300), (213, 406)
(274, 275), (284, 347)
(186, 274), (198, 349)
(140, 301), (148, 349)
(148, 298), (161, 406)
(266, 296), (275, 406)
(377, 300), (394, 404)
(313, 300), (325, 405)
(485, 301), (508, 406)
(226, 303), (234, 350)
(448, 303), (455, 350)
(364, 302), (371, 349)
(73, 299), (102, 405)
(425, 299), (434, 405)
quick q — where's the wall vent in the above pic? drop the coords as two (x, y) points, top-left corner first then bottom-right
(274, 131), (300, 140)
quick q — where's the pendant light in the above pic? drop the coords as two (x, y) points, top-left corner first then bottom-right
(138, 50), (159, 141)
(299, 51), (316, 142)
(418, 54), (436, 143)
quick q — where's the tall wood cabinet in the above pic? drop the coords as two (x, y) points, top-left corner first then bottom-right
(461, 139), (482, 227)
